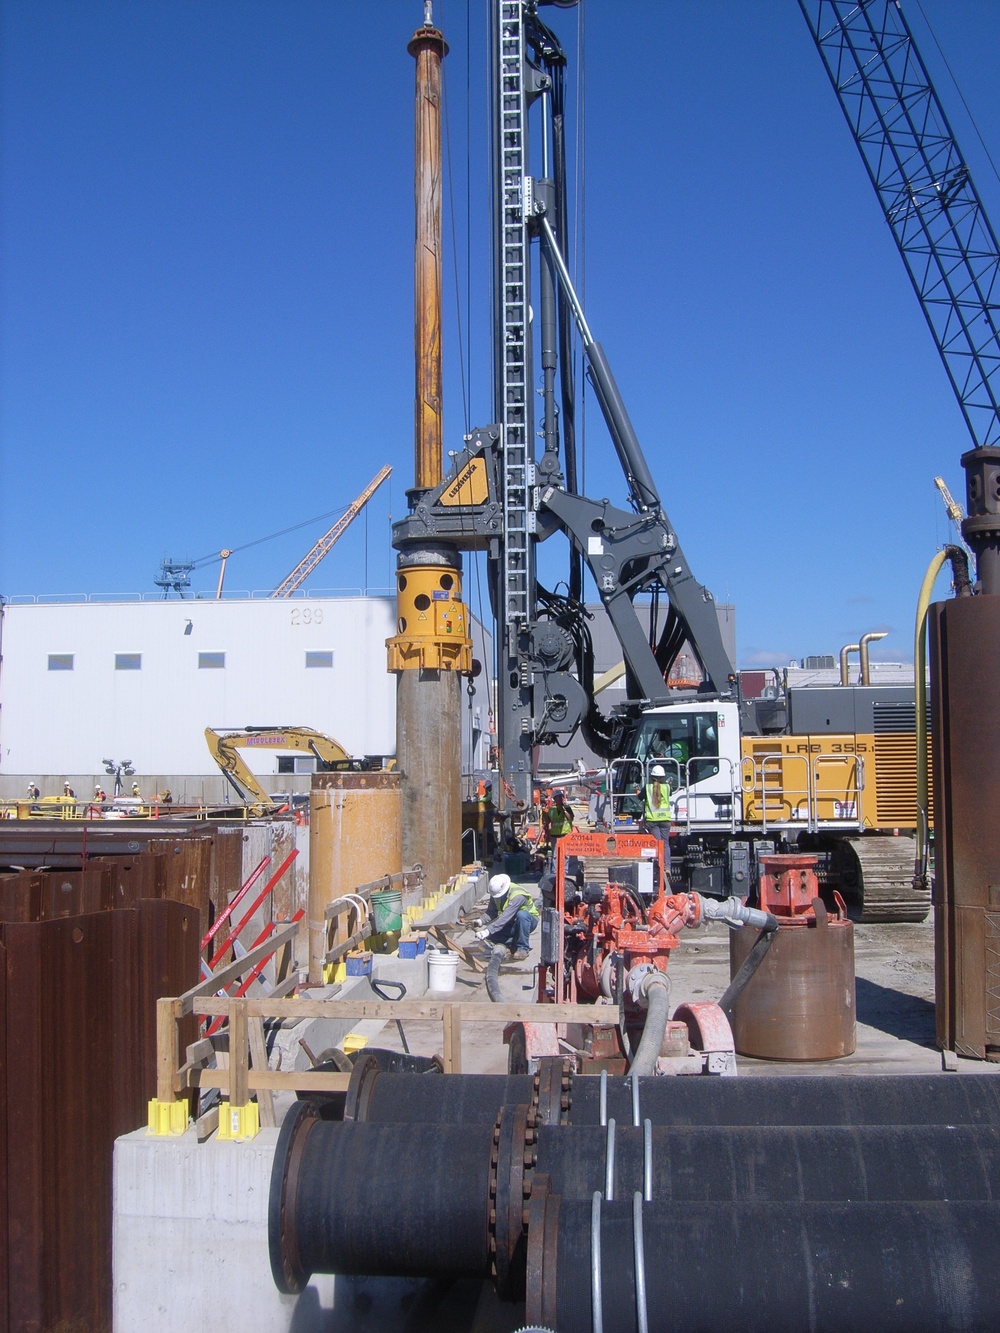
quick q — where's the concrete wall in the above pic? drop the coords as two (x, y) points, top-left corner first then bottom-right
(113, 1128), (492, 1332)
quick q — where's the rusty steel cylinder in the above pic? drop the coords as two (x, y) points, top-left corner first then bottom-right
(729, 855), (855, 1060)
(931, 592), (1000, 1058)
(729, 916), (856, 1060)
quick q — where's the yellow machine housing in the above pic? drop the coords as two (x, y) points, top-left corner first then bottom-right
(386, 564), (473, 673)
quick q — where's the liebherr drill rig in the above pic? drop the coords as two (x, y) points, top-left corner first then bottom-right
(393, 0), (1000, 924)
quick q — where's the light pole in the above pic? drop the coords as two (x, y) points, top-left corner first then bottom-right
(101, 758), (135, 797)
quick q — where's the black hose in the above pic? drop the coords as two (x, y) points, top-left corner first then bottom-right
(485, 947), (506, 1002)
(717, 923), (778, 1018)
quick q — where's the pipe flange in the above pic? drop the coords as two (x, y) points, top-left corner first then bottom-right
(267, 1098), (320, 1294)
(343, 1053), (382, 1122)
(532, 1056), (572, 1128)
(491, 1102), (531, 1299)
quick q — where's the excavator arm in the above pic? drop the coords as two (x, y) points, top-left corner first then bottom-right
(204, 726), (354, 814)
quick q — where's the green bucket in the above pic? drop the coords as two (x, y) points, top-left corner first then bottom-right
(370, 888), (403, 934)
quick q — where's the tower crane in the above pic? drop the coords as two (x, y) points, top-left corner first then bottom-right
(271, 464), (392, 599)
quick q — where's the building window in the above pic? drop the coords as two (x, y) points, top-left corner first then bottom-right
(305, 651), (334, 669)
(115, 653), (142, 671)
(198, 651), (226, 669)
(48, 654), (74, 671)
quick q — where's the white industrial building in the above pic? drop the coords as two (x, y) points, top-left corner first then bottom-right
(0, 594), (492, 800)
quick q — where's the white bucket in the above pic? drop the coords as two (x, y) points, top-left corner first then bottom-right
(427, 948), (459, 994)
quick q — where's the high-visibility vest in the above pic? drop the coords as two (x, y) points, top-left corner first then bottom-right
(547, 804), (574, 837)
(643, 780), (672, 824)
(500, 885), (540, 919)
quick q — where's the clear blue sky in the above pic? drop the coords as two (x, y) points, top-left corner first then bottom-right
(3, 1), (999, 667)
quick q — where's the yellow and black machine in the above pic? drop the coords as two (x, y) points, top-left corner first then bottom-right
(610, 677), (929, 922)
(204, 726), (385, 816)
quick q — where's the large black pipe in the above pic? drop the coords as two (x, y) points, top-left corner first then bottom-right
(563, 1070), (1000, 1127)
(530, 1195), (1000, 1333)
(345, 1062), (533, 1123)
(343, 1065), (1000, 1128)
(530, 1120), (1000, 1204)
(269, 1102), (494, 1293)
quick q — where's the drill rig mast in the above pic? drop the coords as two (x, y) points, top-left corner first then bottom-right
(393, 0), (741, 807)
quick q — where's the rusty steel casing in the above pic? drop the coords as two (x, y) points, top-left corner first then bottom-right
(930, 593), (1000, 1059)
(396, 666), (462, 895)
(308, 772), (401, 984)
(729, 913), (856, 1060)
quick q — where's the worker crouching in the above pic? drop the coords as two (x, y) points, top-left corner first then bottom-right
(475, 873), (539, 961)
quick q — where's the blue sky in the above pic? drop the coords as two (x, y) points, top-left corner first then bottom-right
(2, 1), (999, 667)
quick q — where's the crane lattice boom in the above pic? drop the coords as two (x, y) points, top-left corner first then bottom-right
(271, 465), (392, 598)
(800, 0), (1000, 452)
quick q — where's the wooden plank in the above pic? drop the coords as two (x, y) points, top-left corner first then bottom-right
(247, 1015), (275, 1127)
(195, 1104), (220, 1142)
(268, 972), (302, 1001)
(156, 997), (180, 1101)
(443, 1004), (461, 1074)
(188, 997), (616, 1025)
(188, 1069), (352, 1092)
(323, 924), (371, 964)
(229, 1000), (249, 1107)
(428, 925), (487, 973)
(176, 921), (301, 1011)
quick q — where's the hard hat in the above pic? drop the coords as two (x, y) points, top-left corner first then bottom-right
(489, 873), (511, 898)
(553, 788), (565, 799)
(650, 764), (667, 778)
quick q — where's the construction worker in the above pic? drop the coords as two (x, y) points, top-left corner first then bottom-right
(642, 763), (672, 874)
(474, 873), (539, 960)
(131, 782), (142, 800)
(63, 781), (75, 798)
(542, 788), (574, 850)
(27, 783), (40, 801)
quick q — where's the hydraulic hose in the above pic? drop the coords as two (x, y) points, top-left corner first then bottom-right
(628, 974), (671, 1077)
(913, 545), (970, 886)
(696, 894), (777, 933)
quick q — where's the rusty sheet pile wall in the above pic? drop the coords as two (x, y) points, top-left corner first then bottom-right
(0, 818), (297, 1332)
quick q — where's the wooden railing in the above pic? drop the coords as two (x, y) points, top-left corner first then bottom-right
(157, 990), (615, 1119)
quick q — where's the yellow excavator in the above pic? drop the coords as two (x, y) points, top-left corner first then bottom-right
(204, 726), (386, 815)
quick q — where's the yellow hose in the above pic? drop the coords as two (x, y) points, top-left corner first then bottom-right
(913, 550), (950, 882)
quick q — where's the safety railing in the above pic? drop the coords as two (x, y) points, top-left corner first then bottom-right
(741, 753), (865, 833)
(607, 756), (741, 833)
(4, 586), (394, 604)
(152, 989), (621, 1139)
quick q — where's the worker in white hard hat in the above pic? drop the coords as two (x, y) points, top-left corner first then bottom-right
(541, 788), (574, 850)
(473, 873), (539, 961)
(642, 762), (673, 876)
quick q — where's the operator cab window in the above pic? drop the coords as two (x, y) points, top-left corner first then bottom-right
(626, 711), (721, 788)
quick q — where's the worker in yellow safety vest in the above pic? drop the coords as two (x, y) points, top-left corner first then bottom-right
(542, 788), (574, 847)
(642, 763), (673, 875)
(474, 874), (539, 960)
